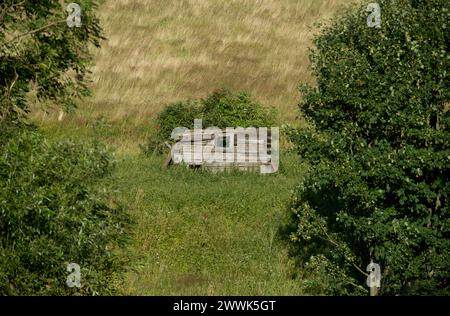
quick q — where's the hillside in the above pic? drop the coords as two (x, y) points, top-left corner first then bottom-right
(32, 0), (351, 295)
(33, 0), (349, 152)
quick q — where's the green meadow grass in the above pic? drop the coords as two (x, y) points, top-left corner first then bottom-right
(38, 122), (308, 295)
(113, 153), (306, 295)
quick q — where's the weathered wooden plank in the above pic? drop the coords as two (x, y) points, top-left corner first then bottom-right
(179, 150), (269, 156)
(179, 141), (269, 147)
(202, 162), (271, 167)
(168, 128), (277, 174)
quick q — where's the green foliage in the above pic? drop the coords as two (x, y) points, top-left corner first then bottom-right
(145, 101), (203, 154)
(0, 0), (104, 124)
(0, 128), (131, 295)
(111, 152), (305, 295)
(0, 1), (131, 295)
(144, 88), (275, 154)
(202, 89), (275, 128)
(285, 0), (450, 295)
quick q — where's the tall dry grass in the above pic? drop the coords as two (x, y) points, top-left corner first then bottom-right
(89, 0), (349, 121)
(32, 0), (353, 151)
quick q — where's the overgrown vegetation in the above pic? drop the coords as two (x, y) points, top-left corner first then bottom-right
(284, 0), (449, 295)
(0, 1), (130, 295)
(0, 0), (104, 122)
(0, 127), (130, 295)
(113, 152), (305, 295)
(144, 88), (275, 154)
(6, 0), (448, 296)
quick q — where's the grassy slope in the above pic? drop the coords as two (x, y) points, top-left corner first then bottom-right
(114, 154), (306, 295)
(33, 0), (350, 295)
(90, 0), (346, 121)
(34, 0), (349, 152)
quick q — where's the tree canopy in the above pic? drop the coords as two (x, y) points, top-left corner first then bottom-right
(0, 0), (104, 123)
(286, 0), (449, 295)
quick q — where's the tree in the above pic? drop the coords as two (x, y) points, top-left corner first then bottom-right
(0, 1), (130, 295)
(0, 0), (104, 123)
(285, 0), (449, 295)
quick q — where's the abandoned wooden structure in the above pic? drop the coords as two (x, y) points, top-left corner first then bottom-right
(163, 128), (279, 174)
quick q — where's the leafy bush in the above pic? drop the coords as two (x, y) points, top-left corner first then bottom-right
(202, 89), (275, 128)
(0, 1), (130, 295)
(284, 0), (449, 295)
(144, 88), (275, 154)
(145, 101), (203, 154)
(0, 128), (131, 295)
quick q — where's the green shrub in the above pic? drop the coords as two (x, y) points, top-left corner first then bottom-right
(144, 88), (275, 154)
(284, 0), (449, 295)
(202, 89), (275, 128)
(145, 101), (203, 154)
(0, 128), (131, 295)
(0, 0), (129, 295)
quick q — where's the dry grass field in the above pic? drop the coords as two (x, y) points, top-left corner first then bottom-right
(33, 0), (351, 152)
(89, 0), (349, 121)
(91, 0), (348, 120)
